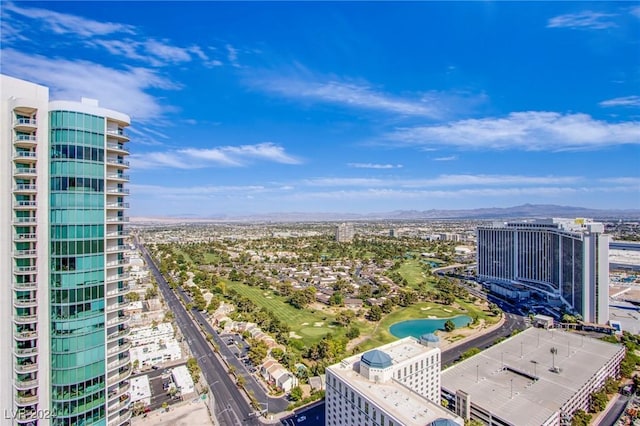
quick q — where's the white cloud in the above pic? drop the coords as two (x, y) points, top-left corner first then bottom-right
(226, 44), (240, 67)
(1, 49), (177, 122)
(347, 163), (403, 169)
(433, 156), (457, 161)
(386, 111), (640, 151)
(599, 96), (640, 108)
(599, 177), (640, 186)
(630, 6), (640, 19)
(547, 11), (618, 30)
(301, 174), (581, 188)
(4, 2), (136, 37)
(130, 143), (302, 169)
(248, 70), (443, 118)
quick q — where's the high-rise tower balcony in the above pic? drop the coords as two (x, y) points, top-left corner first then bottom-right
(13, 151), (37, 162)
(106, 142), (129, 153)
(14, 346), (38, 357)
(15, 362), (38, 374)
(13, 167), (37, 177)
(15, 393), (39, 407)
(106, 327), (130, 343)
(13, 184), (37, 194)
(107, 365), (131, 386)
(106, 187), (130, 195)
(14, 298), (38, 309)
(13, 117), (37, 131)
(106, 202), (130, 209)
(106, 127), (129, 141)
(13, 200), (37, 210)
(13, 216), (37, 225)
(106, 173), (129, 182)
(106, 284), (129, 298)
(14, 329), (38, 342)
(107, 408), (132, 426)
(14, 377), (38, 391)
(107, 380), (130, 403)
(13, 134), (37, 148)
(106, 158), (130, 168)
(13, 280), (37, 290)
(14, 314), (37, 325)
(13, 248), (37, 258)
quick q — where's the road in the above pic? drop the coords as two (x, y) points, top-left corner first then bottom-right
(597, 394), (629, 426)
(137, 240), (262, 426)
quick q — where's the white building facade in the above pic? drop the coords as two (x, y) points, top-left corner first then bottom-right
(325, 336), (462, 426)
(477, 218), (610, 323)
(1, 75), (132, 426)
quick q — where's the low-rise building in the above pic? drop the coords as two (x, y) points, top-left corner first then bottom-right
(441, 327), (625, 425)
(130, 375), (152, 407)
(172, 365), (196, 398)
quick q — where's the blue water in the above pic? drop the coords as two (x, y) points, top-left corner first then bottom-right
(389, 315), (472, 338)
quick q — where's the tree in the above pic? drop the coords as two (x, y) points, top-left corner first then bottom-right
(126, 291), (140, 302)
(186, 357), (201, 383)
(444, 319), (456, 332)
(328, 292), (344, 306)
(145, 286), (158, 300)
(571, 409), (592, 426)
(590, 389), (608, 412)
(290, 386), (303, 402)
(335, 310), (355, 327)
(367, 305), (382, 321)
(346, 326), (360, 339)
(247, 339), (269, 366)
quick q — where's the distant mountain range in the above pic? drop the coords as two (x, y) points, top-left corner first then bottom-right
(131, 204), (640, 224)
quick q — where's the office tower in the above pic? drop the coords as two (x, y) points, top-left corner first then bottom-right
(1, 75), (132, 426)
(335, 223), (354, 243)
(477, 218), (610, 324)
(325, 336), (463, 426)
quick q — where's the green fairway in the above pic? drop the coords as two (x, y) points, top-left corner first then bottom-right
(225, 281), (339, 343)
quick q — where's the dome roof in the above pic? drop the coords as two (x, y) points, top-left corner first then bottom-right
(430, 419), (460, 426)
(420, 333), (440, 342)
(361, 349), (392, 369)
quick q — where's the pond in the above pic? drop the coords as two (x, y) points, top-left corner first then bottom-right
(389, 315), (472, 339)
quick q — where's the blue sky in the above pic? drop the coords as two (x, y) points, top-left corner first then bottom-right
(2, 1), (639, 217)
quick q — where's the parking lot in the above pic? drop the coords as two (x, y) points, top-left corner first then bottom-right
(131, 362), (187, 412)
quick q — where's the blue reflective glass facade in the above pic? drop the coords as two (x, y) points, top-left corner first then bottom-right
(50, 111), (107, 426)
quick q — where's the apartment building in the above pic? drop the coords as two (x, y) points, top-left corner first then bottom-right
(477, 218), (610, 323)
(1, 75), (132, 426)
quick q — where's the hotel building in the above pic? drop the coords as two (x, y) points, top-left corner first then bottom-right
(1, 75), (132, 425)
(325, 336), (463, 426)
(441, 327), (625, 426)
(477, 218), (610, 323)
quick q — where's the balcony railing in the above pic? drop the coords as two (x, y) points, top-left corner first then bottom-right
(14, 118), (37, 127)
(106, 315), (129, 328)
(14, 330), (38, 341)
(106, 230), (129, 238)
(106, 328), (130, 342)
(14, 299), (37, 308)
(106, 217), (129, 223)
(107, 408), (132, 426)
(107, 381), (130, 402)
(13, 281), (37, 290)
(106, 202), (130, 209)
(14, 315), (37, 324)
(106, 259), (129, 267)
(15, 394), (39, 406)
(13, 152), (37, 159)
(107, 393), (131, 414)
(106, 302), (129, 314)
(14, 265), (36, 273)
(106, 173), (130, 181)
(14, 347), (38, 356)
(106, 128), (129, 138)
(106, 188), (130, 195)
(14, 135), (37, 146)
(106, 285), (130, 297)
(13, 217), (37, 224)
(14, 201), (36, 208)
(107, 366), (132, 386)
(14, 184), (37, 192)
(106, 272), (129, 283)
(107, 355), (130, 372)
(15, 362), (38, 374)
(14, 378), (38, 391)
(14, 168), (37, 175)
(106, 245), (127, 253)
(106, 158), (130, 167)
(106, 143), (129, 152)
(107, 341), (132, 356)
(13, 249), (36, 257)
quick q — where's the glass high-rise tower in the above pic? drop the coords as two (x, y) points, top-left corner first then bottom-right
(1, 75), (132, 426)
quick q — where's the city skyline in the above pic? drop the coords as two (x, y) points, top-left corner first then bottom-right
(1, 1), (639, 217)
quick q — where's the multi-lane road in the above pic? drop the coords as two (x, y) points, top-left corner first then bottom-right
(137, 240), (262, 426)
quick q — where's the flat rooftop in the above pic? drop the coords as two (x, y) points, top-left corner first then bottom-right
(441, 328), (623, 426)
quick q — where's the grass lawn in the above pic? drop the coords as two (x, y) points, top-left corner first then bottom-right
(224, 281), (341, 344)
(397, 259), (439, 290)
(359, 299), (496, 351)
(203, 252), (222, 263)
